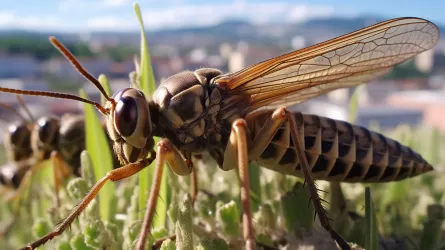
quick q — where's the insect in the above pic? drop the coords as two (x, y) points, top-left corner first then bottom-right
(31, 114), (120, 204)
(0, 98), (39, 237)
(1, 17), (439, 250)
(0, 97), (36, 199)
(0, 99), (120, 240)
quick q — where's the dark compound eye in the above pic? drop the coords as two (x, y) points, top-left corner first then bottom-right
(115, 96), (138, 137)
(10, 124), (29, 145)
(38, 118), (53, 142)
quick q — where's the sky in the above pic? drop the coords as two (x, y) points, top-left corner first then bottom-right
(1, 0), (444, 32)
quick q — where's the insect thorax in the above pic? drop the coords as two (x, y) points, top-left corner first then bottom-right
(152, 68), (248, 160)
(58, 115), (86, 176)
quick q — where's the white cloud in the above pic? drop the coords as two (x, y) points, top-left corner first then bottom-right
(87, 16), (135, 31)
(0, 11), (64, 30)
(103, 0), (131, 7)
(0, 2), (356, 31)
(136, 3), (347, 30)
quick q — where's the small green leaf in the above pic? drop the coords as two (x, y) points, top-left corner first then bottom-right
(57, 240), (72, 250)
(70, 233), (95, 250)
(160, 239), (176, 250)
(152, 227), (169, 240)
(32, 218), (52, 238)
(216, 200), (240, 240)
(280, 182), (314, 231)
(176, 195), (194, 250)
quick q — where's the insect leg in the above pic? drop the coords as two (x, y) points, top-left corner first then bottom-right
(283, 108), (350, 250)
(222, 119), (256, 250)
(136, 139), (192, 250)
(246, 107), (350, 250)
(20, 153), (156, 250)
(51, 151), (72, 207)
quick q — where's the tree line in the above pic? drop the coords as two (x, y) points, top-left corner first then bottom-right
(0, 36), (137, 62)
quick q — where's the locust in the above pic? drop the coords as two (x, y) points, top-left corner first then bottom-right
(0, 17), (439, 250)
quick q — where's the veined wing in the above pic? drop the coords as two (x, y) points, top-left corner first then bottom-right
(214, 17), (439, 111)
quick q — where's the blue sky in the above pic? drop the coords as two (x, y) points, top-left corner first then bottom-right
(1, 0), (444, 32)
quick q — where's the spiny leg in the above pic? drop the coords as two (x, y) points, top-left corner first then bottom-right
(20, 153), (156, 250)
(284, 108), (350, 250)
(245, 107), (350, 250)
(223, 119), (256, 250)
(136, 139), (191, 250)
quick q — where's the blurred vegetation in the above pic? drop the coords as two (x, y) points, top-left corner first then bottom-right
(0, 37), (94, 61)
(1, 3), (445, 250)
(0, 37), (138, 62)
(384, 60), (430, 79)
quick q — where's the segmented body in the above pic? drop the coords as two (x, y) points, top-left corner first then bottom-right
(246, 110), (433, 182)
(148, 69), (433, 182)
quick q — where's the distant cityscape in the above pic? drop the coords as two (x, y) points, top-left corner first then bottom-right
(1, 16), (445, 136)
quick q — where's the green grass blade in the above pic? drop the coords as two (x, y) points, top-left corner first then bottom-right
(133, 2), (169, 228)
(134, 2), (156, 95)
(365, 187), (379, 250)
(348, 85), (364, 123)
(420, 204), (444, 250)
(79, 89), (115, 221)
(98, 74), (111, 105)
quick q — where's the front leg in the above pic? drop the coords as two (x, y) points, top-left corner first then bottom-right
(136, 139), (192, 250)
(222, 119), (256, 250)
(246, 107), (351, 250)
(21, 152), (157, 250)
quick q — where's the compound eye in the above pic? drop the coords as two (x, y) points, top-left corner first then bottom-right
(37, 117), (58, 144)
(9, 124), (29, 146)
(38, 119), (51, 141)
(114, 95), (138, 137)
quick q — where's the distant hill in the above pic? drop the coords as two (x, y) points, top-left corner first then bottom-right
(1, 15), (444, 48)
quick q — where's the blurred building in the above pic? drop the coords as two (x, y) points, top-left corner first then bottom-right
(387, 90), (445, 131)
(0, 54), (41, 78)
(415, 49), (434, 73)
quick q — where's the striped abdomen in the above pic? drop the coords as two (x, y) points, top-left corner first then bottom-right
(247, 111), (433, 182)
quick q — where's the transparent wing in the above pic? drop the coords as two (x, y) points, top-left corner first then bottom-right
(214, 17), (439, 111)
